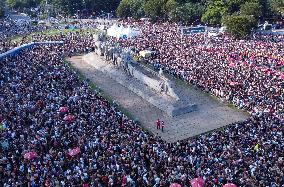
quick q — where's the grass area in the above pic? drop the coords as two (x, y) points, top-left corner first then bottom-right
(10, 28), (100, 43)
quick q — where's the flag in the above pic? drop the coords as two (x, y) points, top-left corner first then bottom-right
(254, 143), (259, 152)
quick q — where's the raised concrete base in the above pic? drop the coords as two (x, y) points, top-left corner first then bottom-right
(171, 104), (197, 117)
(83, 53), (196, 117)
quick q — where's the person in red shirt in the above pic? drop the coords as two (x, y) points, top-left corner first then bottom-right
(156, 119), (161, 130)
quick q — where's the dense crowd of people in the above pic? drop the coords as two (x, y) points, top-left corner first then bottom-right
(118, 21), (284, 121)
(0, 21), (283, 187)
(0, 17), (110, 54)
(0, 17), (50, 41)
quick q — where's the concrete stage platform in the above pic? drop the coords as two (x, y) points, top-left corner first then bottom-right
(68, 53), (248, 142)
(83, 53), (197, 117)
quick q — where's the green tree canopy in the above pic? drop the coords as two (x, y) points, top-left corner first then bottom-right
(226, 0), (246, 14)
(223, 14), (257, 39)
(168, 2), (204, 24)
(0, 0), (5, 17)
(268, 0), (284, 17)
(201, 0), (227, 26)
(116, 0), (145, 19)
(116, 0), (132, 18)
(165, 0), (179, 15)
(4, 0), (120, 16)
(143, 0), (166, 20)
(240, 1), (263, 18)
(5, 0), (42, 10)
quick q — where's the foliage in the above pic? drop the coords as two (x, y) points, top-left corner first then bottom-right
(165, 0), (178, 16)
(168, 2), (204, 24)
(223, 15), (257, 39)
(143, 0), (166, 20)
(5, 0), (42, 9)
(115, 0), (284, 25)
(0, 0), (5, 17)
(4, 0), (120, 16)
(268, 0), (284, 17)
(201, 0), (227, 26)
(130, 0), (146, 19)
(183, 2), (204, 24)
(3, 0), (284, 28)
(240, 1), (263, 18)
(226, 0), (246, 15)
(116, 0), (132, 18)
(116, 0), (145, 19)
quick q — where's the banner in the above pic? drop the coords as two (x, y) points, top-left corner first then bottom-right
(181, 26), (205, 35)
(0, 41), (64, 60)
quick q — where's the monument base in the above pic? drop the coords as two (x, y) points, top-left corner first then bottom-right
(83, 53), (197, 117)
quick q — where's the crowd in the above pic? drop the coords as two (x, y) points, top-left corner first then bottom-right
(0, 18), (107, 54)
(0, 21), (283, 187)
(0, 17), (50, 41)
(118, 21), (284, 121)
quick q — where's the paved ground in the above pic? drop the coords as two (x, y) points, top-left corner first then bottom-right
(68, 54), (249, 142)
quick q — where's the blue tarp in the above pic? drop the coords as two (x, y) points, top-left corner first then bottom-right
(0, 41), (64, 60)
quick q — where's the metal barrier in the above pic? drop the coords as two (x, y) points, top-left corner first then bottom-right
(0, 41), (64, 60)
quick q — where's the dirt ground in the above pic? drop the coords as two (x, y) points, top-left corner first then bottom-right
(68, 54), (248, 142)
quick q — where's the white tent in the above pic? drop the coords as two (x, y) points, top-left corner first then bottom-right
(106, 24), (118, 37)
(107, 24), (140, 39)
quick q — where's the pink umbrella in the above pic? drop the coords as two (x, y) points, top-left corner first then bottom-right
(63, 115), (75, 123)
(190, 177), (205, 187)
(169, 183), (181, 187)
(223, 183), (237, 187)
(59, 107), (68, 113)
(68, 147), (80, 156)
(279, 74), (284, 80)
(24, 151), (38, 160)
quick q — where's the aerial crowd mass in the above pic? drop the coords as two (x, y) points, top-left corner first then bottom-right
(0, 18), (283, 187)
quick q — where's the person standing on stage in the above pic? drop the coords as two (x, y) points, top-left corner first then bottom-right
(161, 121), (165, 132)
(156, 119), (161, 129)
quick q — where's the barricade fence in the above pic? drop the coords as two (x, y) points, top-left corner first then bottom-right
(0, 41), (64, 60)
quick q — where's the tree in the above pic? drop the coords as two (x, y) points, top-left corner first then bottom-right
(223, 15), (257, 39)
(130, 0), (146, 19)
(165, 0), (179, 21)
(116, 0), (145, 19)
(226, 0), (246, 15)
(168, 2), (204, 24)
(268, 0), (284, 18)
(240, 1), (262, 18)
(5, 0), (19, 9)
(201, 0), (227, 26)
(116, 0), (132, 18)
(183, 2), (204, 24)
(5, 0), (43, 10)
(143, 0), (166, 20)
(165, 0), (178, 17)
(0, 0), (4, 17)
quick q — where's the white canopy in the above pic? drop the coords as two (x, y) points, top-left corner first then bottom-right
(107, 24), (140, 39)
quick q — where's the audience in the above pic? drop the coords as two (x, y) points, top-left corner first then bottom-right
(0, 21), (283, 187)
(118, 21), (284, 121)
